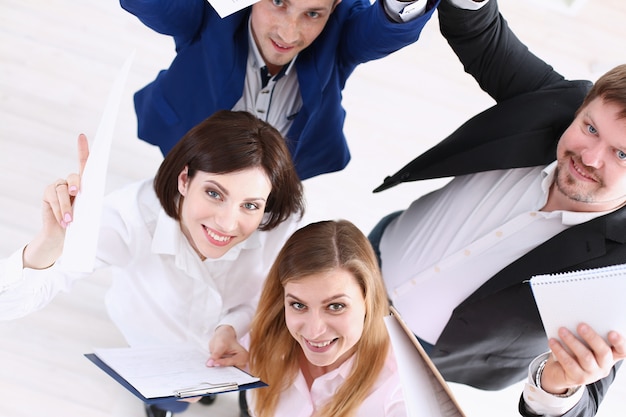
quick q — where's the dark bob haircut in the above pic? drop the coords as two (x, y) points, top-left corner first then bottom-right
(154, 110), (304, 231)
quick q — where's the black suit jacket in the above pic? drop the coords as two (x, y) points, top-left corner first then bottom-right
(376, 2), (625, 416)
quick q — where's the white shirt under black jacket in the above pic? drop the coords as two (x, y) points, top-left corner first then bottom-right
(0, 179), (300, 349)
(380, 161), (610, 415)
(379, 1), (613, 414)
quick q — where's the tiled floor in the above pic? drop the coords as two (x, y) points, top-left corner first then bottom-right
(1, 0), (625, 416)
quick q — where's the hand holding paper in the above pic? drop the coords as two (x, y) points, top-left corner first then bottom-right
(539, 324), (626, 395)
(22, 53), (133, 273)
(60, 52), (134, 272)
(22, 134), (90, 270)
(530, 265), (626, 394)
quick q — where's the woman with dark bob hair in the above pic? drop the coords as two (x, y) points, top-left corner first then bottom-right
(247, 220), (406, 417)
(0, 110), (304, 417)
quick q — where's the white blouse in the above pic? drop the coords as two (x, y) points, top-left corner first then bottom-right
(0, 179), (300, 348)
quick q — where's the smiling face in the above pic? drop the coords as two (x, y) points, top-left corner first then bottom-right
(283, 268), (366, 378)
(177, 167), (272, 259)
(250, 0), (339, 75)
(548, 98), (626, 212)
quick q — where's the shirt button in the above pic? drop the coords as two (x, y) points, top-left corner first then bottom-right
(464, 249), (471, 256)
(495, 231), (503, 237)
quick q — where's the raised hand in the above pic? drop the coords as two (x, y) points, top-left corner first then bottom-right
(23, 134), (90, 269)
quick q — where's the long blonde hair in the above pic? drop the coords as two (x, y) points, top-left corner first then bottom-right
(249, 220), (391, 417)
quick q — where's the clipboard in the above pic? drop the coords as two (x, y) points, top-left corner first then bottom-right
(85, 345), (266, 404)
(385, 306), (466, 417)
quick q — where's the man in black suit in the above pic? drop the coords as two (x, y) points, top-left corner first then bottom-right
(370, 1), (626, 416)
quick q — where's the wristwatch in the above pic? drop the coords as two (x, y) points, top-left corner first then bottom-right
(535, 359), (581, 398)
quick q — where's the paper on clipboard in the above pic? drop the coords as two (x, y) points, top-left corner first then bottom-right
(88, 344), (263, 400)
(385, 307), (466, 417)
(207, 0), (260, 18)
(530, 264), (626, 345)
(61, 52), (135, 272)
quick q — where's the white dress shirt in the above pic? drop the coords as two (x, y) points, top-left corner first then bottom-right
(0, 179), (300, 348)
(379, 163), (610, 415)
(247, 349), (406, 417)
(380, 163), (608, 344)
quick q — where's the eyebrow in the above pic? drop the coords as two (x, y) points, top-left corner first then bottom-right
(285, 293), (350, 304)
(583, 110), (626, 152)
(307, 6), (331, 12)
(204, 179), (267, 202)
(282, 0), (331, 13)
(205, 180), (228, 197)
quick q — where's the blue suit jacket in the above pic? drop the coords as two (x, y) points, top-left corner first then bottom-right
(121, 0), (438, 180)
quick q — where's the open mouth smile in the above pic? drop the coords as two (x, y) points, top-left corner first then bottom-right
(203, 225), (232, 245)
(304, 337), (338, 352)
(271, 38), (295, 52)
(570, 157), (598, 183)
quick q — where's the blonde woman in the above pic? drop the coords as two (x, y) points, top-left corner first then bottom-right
(247, 220), (405, 417)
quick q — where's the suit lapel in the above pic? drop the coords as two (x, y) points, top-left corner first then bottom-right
(222, 12), (251, 106)
(374, 81), (590, 192)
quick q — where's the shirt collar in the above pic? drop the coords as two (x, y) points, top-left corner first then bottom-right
(307, 354), (355, 401)
(540, 161), (558, 195)
(151, 208), (262, 263)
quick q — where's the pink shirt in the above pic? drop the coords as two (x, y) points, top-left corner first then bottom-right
(247, 349), (406, 417)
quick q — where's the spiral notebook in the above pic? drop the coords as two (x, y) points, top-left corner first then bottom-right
(530, 263), (626, 344)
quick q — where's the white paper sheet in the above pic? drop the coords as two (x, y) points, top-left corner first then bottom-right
(385, 309), (466, 417)
(94, 344), (260, 399)
(61, 52), (134, 272)
(207, 0), (259, 18)
(530, 264), (626, 344)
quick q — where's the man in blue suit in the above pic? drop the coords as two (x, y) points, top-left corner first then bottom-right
(121, 0), (438, 180)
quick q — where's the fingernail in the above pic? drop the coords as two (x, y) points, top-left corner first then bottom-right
(60, 221), (67, 228)
(69, 185), (78, 193)
(64, 213), (72, 223)
(206, 359), (215, 367)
